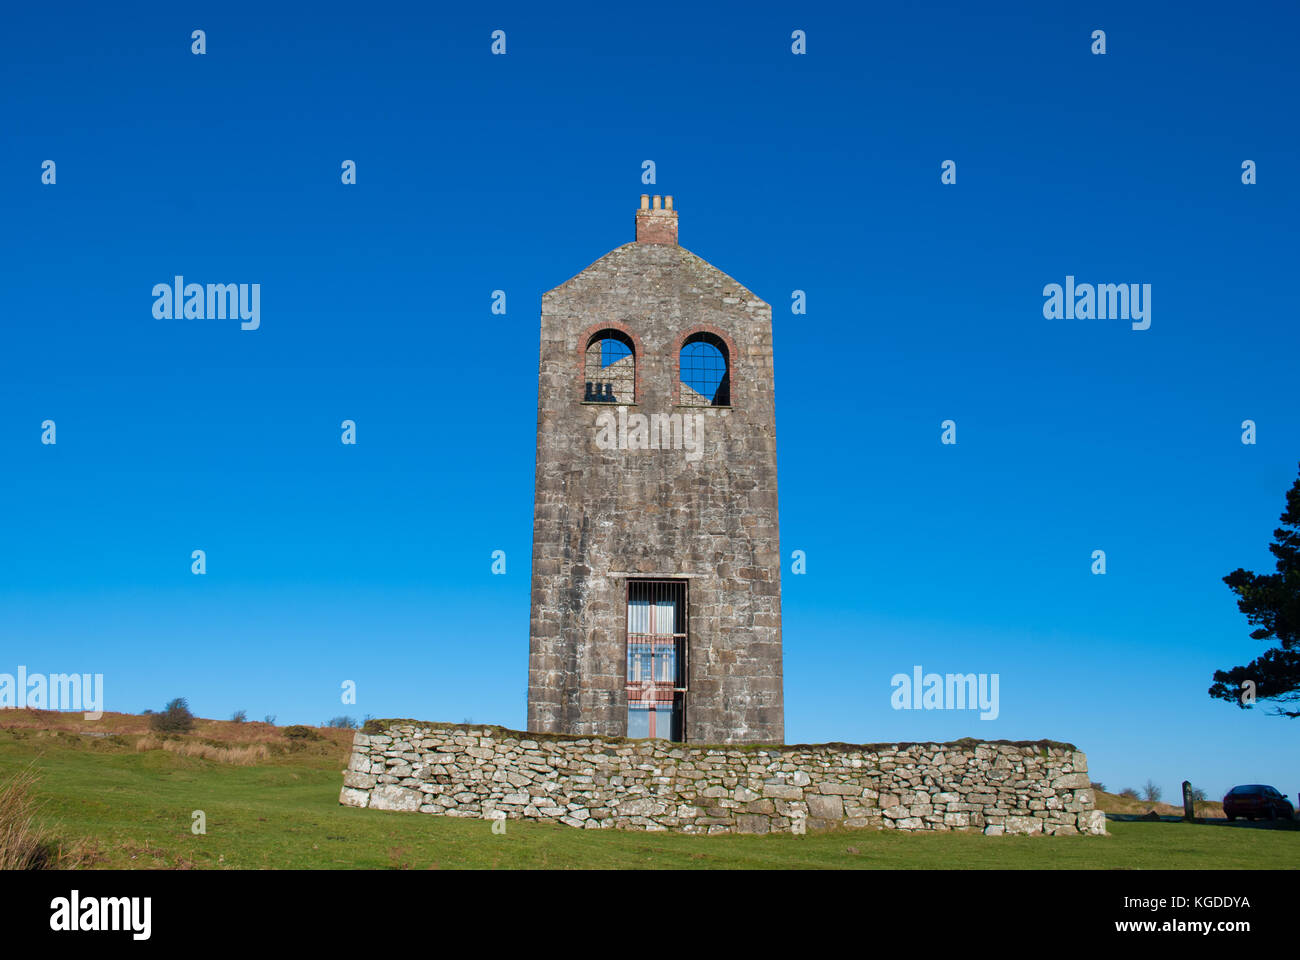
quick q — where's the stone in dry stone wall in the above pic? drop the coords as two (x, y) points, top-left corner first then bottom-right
(338, 722), (1106, 837)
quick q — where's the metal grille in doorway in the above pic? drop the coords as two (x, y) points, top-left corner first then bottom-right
(625, 579), (687, 741)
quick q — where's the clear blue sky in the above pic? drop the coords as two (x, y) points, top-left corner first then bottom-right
(2, 1), (1297, 802)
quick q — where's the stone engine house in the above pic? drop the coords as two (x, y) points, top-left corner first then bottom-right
(526, 196), (783, 744)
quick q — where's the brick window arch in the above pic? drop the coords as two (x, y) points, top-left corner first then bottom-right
(677, 330), (731, 407)
(583, 328), (636, 404)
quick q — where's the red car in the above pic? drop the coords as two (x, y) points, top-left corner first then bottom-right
(1223, 784), (1295, 821)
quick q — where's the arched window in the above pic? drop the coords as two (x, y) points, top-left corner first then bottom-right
(679, 332), (730, 406)
(584, 330), (635, 403)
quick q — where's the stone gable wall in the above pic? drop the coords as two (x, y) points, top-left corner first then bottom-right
(338, 722), (1106, 836)
(528, 240), (783, 744)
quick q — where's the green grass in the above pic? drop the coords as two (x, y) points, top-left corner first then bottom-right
(2, 726), (1297, 869)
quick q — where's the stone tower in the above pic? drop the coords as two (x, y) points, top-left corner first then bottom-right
(526, 196), (783, 744)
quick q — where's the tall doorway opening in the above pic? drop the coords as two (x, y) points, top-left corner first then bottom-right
(625, 579), (687, 741)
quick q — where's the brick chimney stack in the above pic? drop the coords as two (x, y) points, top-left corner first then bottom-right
(635, 194), (678, 244)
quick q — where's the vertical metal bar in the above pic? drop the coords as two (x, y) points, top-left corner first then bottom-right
(682, 578), (688, 741)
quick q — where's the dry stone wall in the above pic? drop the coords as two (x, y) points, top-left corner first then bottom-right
(339, 722), (1106, 836)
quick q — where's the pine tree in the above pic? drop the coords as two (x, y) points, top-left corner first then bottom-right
(1209, 462), (1300, 717)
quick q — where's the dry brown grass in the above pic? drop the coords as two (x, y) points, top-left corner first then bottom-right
(0, 709), (355, 750)
(0, 763), (56, 869)
(0, 708), (152, 736)
(134, 735), (270, 765)
(1095, 789), (1225, 819)
(0, 707), (356, 768)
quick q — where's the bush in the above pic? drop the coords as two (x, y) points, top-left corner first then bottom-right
(148, 698), (195, 734)
(1090, 781), (1106, 793)
(230, 710), (247, 723)
(282, 725), (319, 741)
(263, 715), (277, 726)
(325, 716), (359, 730)
(1190, 787), (1208, 803)
(1142, 779), (1163, 803)
(1120, 787), (1140, 800)
(361, 718), (384, 735)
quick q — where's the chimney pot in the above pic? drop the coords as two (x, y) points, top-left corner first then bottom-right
(634, 194), (679, 245)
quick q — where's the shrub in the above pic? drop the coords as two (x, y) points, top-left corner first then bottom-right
(230, 710), (247, 723)
(325, 716), (359, 730)
(0, 765), (55, 869)
(1090, 781), (1106, 793)
(361, 718), (384, 735)
(1190, 787), (1208, 803)
(1120, 787), (1139, 799)
(149, 698), (195, 734)
(263, 715), (277, 726)
(282, 725), (319, 740)
(1142, 779), (1163, 803)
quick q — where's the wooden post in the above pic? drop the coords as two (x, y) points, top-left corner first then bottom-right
(1182, 780), (1195, 820)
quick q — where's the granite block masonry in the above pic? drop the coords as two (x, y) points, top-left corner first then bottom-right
(527, 195), (782, 744)
(339, 722), (1106, 836)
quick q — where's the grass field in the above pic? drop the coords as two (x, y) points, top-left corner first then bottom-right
(1, 710), (1296, 869)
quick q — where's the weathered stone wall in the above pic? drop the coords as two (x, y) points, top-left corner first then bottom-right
(339, 722), (1106, 836)
(528, 202), (783, 744)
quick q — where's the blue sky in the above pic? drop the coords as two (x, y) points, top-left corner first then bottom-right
(1, 1), (1297, 801)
